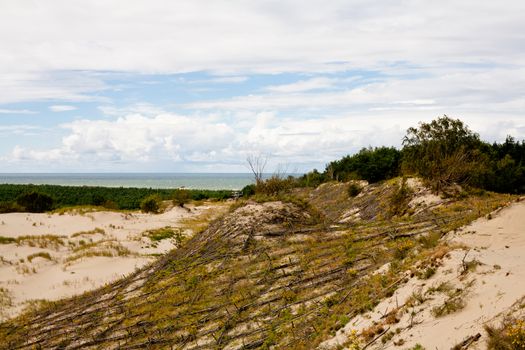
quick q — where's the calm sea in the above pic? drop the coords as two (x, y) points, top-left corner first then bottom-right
(0, 173), (262, 190)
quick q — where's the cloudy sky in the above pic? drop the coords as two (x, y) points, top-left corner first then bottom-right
(1, 0), (524, 173)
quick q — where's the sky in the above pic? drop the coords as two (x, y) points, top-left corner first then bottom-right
(1, 0), (525, 173)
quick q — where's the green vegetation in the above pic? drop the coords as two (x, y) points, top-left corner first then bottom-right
(0, 184), (234, 213)
(16, 192), (54, 213)
(140, 194), (162, 213)
(347, 182), (362, 197)
(172, 189), (190, 207)
(0, 116), (522, 348)
(143, 226), (184, 245)
(485, 318), (525, 349)
(295, 116), (525, 195)
(327, 146), (401, 183)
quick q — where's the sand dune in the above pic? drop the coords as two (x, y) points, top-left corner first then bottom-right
(0, 202), (228, 320)
(321, 198), (525, 349)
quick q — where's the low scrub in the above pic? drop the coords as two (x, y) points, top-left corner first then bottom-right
(27, 252), (53, 263)
(485, 318), (525, 349)
(143, 227), (184, 244)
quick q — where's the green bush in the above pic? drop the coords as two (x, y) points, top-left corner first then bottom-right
(255, 176), (294, 195)
(347, 183), (362, 197)
(140, 195), (161, 213)
(401, 116), (485, 191)
(296, 169), (326, 188)
(241, 184), (256, 197)
(172, 189), (190, 207)
(387, 179), (413, 217)
(0, 201), (23, 213)
(16, 192), (54, 213)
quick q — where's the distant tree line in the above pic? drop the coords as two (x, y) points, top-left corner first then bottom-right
(0, 184), (234, 213)
(296, 116), (525, 194)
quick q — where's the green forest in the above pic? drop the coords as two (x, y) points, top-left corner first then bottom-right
(296, 116), (525, 194)
(0, 184), (233, 213)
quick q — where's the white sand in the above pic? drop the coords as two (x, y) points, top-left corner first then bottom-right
(0, 202), (228, 320)
(320, 199), (525, 349)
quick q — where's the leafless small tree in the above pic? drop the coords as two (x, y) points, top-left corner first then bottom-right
(246, 154), (268, 186)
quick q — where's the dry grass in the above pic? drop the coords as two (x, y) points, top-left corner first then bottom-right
(70, 227), (105, 238)
(0, 287), (13, 319)
(0, 236), (16, 244)
(14, 234), (66, 250)
(64, 240), (132, 265)
(179, 203), (229, 235)
(51, 205), (128, 215)
(26, 252), (53, 263)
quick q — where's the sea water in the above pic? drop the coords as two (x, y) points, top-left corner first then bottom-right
(0, 173), (261, 190)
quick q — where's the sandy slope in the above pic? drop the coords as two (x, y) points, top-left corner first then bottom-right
(321, 199), (525, 349)
(0, 202), (228, 320)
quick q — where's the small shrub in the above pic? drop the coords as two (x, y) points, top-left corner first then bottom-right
(348, 183), (362, 197)
(415, 266), (436, 280)
(406, 290), (427, 307)
(140, 195), (161, 213)
(408, 345), (425, 350)
(256, 175), (294, 195)
(144, 227), (184, 243)
(431, 293), (466, 317)
(507, 319), (525, 348)
(418, 231), (442, 249)
(241, 184), (256, 197)
(392, 239), (415, 260)
(387, 179), (413, 217)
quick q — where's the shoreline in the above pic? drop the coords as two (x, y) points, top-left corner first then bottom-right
(0, 173), (266, 191)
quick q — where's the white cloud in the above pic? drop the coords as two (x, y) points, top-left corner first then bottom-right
(49, 105), (77, 112)
(4, 107), (525, 172)
(190, 76), (248, 84)
(0, 109), (36, 114)
(186, 67), (525, 119)
(0, 125), (44, 137)
(0, 1), (524, 103)
(0, 111), (424, 171)
(0, 71), (108, 104)
(265, 77), (337, 93)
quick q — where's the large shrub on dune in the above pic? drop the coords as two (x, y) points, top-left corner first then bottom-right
(140, 194), (161, 213)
